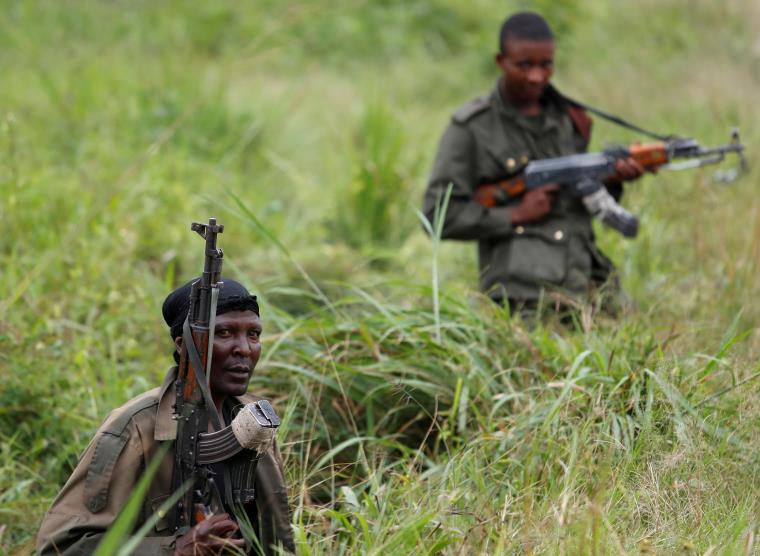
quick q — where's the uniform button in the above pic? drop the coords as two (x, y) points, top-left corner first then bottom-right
(554, 230), (564, 240)
(515, 226), (525, 234)
(505, 158), (516, 170)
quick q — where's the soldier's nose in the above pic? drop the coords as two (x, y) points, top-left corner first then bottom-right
(232, 334), (252, 355)
(527, 68), (547, 82)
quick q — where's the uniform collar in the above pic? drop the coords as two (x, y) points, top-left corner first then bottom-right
(491, 78), (563, 134)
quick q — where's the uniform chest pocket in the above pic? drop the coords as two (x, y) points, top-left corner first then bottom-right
(482, 142), (532, 179)
(505, 225), (569, 285)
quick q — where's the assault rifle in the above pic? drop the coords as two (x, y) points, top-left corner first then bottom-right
(171, 218), (280, 538)
(475, 131), (747, 238)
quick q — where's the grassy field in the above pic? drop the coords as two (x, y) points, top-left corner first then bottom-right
(1, 0), (759, 554)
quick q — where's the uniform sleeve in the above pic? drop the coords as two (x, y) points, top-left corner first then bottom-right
(422, 121), (514, 240)
(253, 440), (295, 555)
(36, 421), (178, 556)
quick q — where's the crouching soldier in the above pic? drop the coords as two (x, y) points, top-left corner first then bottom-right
(37, 277), (295, 555)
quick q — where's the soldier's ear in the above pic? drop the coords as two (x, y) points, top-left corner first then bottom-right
(174, 336), (182, 356)
(495, 51), (508, 71)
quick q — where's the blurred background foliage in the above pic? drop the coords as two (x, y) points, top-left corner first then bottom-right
(1, 0), (760, 553)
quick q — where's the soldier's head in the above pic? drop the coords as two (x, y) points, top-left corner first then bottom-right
(495, 12), (555, 105)
(162, 277), (262, 399)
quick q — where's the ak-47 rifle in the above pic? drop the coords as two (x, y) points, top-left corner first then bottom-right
(475, 130), (747, 238)
(171, 218), (281, 538)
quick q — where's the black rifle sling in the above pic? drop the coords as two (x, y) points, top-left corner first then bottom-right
(182, 317), (242, 519)
(182, 317), (223, 432)
(201, 289), (239, 515)
(562, 95), (674, 142)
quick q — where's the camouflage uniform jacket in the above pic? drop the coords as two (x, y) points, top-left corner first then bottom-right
(37, 367), (295, 555)
(423, 79), (617, 302)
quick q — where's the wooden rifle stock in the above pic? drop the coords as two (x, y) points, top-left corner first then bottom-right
(627, 142), (669, 170)
(474, 176), (526, 208)
(178, 328), (210, 404)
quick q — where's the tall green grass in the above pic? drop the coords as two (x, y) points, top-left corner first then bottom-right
(1, 0), (759, 554)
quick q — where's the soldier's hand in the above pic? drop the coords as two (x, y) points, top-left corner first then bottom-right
(510, 183), (560, 225)
(612, 157), (647, 182)
(175, 513), (245, 556)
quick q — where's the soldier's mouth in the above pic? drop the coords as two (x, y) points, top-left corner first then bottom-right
(226, 365), (252, 378)
(525, 84), (545, 95)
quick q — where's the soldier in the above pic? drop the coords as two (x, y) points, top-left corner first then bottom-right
(37, 278), (294, 555)
(422, 11), (646, 316)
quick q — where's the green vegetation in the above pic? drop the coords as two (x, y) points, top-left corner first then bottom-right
(1, 0), (759, 553)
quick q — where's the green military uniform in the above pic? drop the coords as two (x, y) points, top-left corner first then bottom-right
(423, 79), (617, 306)
(37, 367), (294, 555)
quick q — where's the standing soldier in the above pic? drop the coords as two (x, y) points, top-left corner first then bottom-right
(423, 11), (646, 316)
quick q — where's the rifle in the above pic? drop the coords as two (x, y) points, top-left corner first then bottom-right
(171, 218), (281, 537)
(475, 131), (747, 238)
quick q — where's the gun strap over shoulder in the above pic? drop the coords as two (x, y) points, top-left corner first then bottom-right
(562, 94), (673, 142)
(566, 104), (593, 144)
(181, 317), (239, 518)
(84, 396), (159, 513)
(182, 317), (223, 432)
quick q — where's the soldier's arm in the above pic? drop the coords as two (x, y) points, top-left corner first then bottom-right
(36, 418), (178, 555)
(252, 440), (295, 554)
(422, 122), (515, 240)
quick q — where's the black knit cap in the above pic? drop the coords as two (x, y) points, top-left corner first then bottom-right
(162, 277), (260, 341)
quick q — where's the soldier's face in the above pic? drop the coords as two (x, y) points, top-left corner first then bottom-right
(208, 310), (262, 398)
(496, 38), (555, 104)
